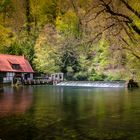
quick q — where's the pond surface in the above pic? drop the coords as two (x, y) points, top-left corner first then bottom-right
(0, 86), (140, 140)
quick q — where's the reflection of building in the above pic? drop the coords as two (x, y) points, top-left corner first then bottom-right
(0, 86), (33, 116)
(0, 54), (34, 83)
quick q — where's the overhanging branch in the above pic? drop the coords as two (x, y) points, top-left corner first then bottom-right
(100, 0), (140, 35)
(121, 0), (140, 19)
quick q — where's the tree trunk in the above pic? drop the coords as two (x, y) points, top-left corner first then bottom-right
(25, 0), (31, 35)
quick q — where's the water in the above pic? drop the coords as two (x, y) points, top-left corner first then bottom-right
(0, 85), (140, 140)
(57, 81), (126, 88)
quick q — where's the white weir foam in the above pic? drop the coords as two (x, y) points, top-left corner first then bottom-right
(57, 81), (126, 88)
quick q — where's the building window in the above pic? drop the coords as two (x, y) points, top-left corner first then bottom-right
(12, 64), (21, 70)
(0, 72), (6, 83)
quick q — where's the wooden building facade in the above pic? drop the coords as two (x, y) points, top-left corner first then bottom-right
(0, 54), (34, 83)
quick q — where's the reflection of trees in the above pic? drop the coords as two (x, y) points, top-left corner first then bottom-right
(59, 88), (131, 139)
(0, 86), (33, 116)
(0, 86), (140, 139)
(60, 89), (104, 138)
(123, 89), (140, 127)
(61, 89), (91, 139)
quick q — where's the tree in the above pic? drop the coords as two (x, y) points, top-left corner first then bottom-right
(97, 0), (140, 58)
(0, 0), (14, 26)
(33, 24), (61, 73)
(0, 0), (140, 80)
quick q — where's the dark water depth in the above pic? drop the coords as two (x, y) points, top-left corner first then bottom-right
(0, 86), (140, 140)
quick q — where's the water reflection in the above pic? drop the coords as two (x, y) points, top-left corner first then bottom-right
(0, 86), (33, 116)
(0, 86), (140, 140)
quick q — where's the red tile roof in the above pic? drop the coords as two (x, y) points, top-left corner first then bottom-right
(0, 54), (34, 73)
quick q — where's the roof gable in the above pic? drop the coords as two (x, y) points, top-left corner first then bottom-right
(0, 54), (34, 73)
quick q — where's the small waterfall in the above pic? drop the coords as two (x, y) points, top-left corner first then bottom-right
(57, 81), (126, 88)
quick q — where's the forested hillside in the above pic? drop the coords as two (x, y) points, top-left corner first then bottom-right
(0, 0), (140, 80)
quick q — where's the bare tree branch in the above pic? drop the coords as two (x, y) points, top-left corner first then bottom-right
(83, 5), (99, 18)
(85, 9), (105, 23)
(120, 36), (130, 46)
(77, 23), (116, 46)
(121, 0), (140, 19)
(120, 37), (140, 60)
(100, 0), (140, 35)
